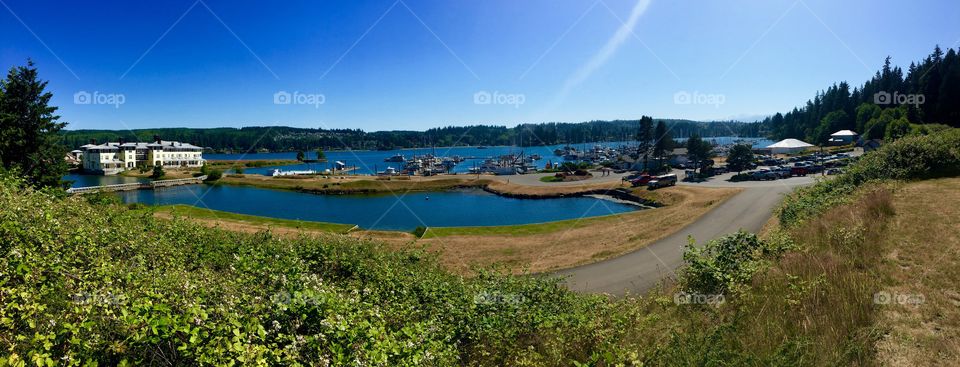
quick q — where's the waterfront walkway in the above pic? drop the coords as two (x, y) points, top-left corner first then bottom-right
(66, 176), (208, 194)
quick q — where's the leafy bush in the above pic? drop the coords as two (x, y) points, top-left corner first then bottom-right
(681, 231), (790, 294)
(204, 169), (223, 182)
(0, 174), (631, 365)
(150, 165), (165, 179)
(778, 129), (960, 226)
(82, 191), (122, 206)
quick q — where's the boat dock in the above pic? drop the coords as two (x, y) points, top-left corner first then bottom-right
(66, 176), (208, 195)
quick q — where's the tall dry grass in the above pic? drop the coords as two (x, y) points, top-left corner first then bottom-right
(735, 187), (895, 365)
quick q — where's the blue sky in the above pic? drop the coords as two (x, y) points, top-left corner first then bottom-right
(2, 0), (958, 131)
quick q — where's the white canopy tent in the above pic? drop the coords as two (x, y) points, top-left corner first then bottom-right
(766, 139), (814, 154)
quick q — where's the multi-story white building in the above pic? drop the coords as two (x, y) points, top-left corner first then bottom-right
(80, 139), (205, 175)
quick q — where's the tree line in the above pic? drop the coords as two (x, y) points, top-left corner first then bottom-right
(61, 120), (761, 153)
(761, 45), (960, 144)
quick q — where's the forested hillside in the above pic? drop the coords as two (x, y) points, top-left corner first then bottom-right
(60, 119), (761, 153)
(762, 45), (960, 143)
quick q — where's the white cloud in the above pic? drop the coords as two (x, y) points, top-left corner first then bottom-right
(549, 0), (652, 108)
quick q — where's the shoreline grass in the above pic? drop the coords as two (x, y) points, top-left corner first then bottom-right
(152, 204), (356, 233)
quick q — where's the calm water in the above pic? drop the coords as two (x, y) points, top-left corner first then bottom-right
(115, 185), (638, 231)
(64, 173), (150, 188)
(206, 137), (774, 176)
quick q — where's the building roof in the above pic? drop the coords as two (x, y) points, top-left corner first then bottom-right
(831, 130), (858, 136)
(82, 140), (203, 151)
(766, 139), (814, 149)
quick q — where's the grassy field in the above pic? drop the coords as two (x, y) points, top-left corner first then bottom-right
(874, 178), (960, 365)
(153, 204), (356, 234)
(204, 159), (300, 170)
(417, 185), (740, 274)
(422, 212), (626, 238)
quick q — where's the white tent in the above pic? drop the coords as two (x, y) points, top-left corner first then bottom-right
(829, 130), (859, 144)
(830, 130), (858, 137)
(766, 139), (814, 154)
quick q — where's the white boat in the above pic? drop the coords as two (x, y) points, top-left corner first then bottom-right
(384, 154), (405, 162)
(271, 169), (317, 177)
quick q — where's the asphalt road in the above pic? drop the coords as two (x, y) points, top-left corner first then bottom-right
(555, 180), (807, 296)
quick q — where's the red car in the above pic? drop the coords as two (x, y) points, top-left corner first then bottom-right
(631, 174), (653, 187)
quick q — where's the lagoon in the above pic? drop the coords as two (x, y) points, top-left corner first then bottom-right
(115, 184), (638, 231)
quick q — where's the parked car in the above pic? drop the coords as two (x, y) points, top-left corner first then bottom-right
(648, 174), (678, 189)
(630, 174), (653, 187)
(790, 166), (808, 176)
(751, 170), (772, 181)
(826, 168), (842, 175)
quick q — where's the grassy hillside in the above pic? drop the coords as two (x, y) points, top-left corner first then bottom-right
(2, 130), (958, 366)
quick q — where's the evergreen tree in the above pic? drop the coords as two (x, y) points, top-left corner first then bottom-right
(637, 116), (654, 169)
(685, 134), (713, 174)
(296, 150), (305, 161)
(653, 120), (671, 168)
(0, 60), (68, 188)
(151, 165), (164, 179)
(726, 144), (754, 174)
(316, 148), (326, 161)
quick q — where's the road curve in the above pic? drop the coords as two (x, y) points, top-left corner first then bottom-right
(555, 181), (804, 296)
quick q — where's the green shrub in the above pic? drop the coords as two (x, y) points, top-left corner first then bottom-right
(680, 231), (787, 294)
(204, 169), (223, 182)
(778, 129), (960, 226)
(0, 174), (629, 365)
(83, 191), (122, 206)
(150, 164), (165, 179)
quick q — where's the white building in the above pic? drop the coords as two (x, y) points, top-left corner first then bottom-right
(829, 130), (859, 145)
(80, 139), (205, 175)
(765, 139), (814, 155)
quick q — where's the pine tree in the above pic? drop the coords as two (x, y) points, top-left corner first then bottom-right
(0, 60), (68, 188)
(653, 121), (670, 168)
(637, 116), (654, 170)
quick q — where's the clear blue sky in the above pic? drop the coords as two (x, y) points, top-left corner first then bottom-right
(2, 0), (958, 131)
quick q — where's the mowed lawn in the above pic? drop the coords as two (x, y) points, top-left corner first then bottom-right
(153, 204), (357, 234)
(874, 177), (960, 365)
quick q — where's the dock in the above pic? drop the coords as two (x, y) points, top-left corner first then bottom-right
(66, 176), (208, 195)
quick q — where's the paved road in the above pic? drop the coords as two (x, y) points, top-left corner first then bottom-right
(556, 180), (808, 296)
